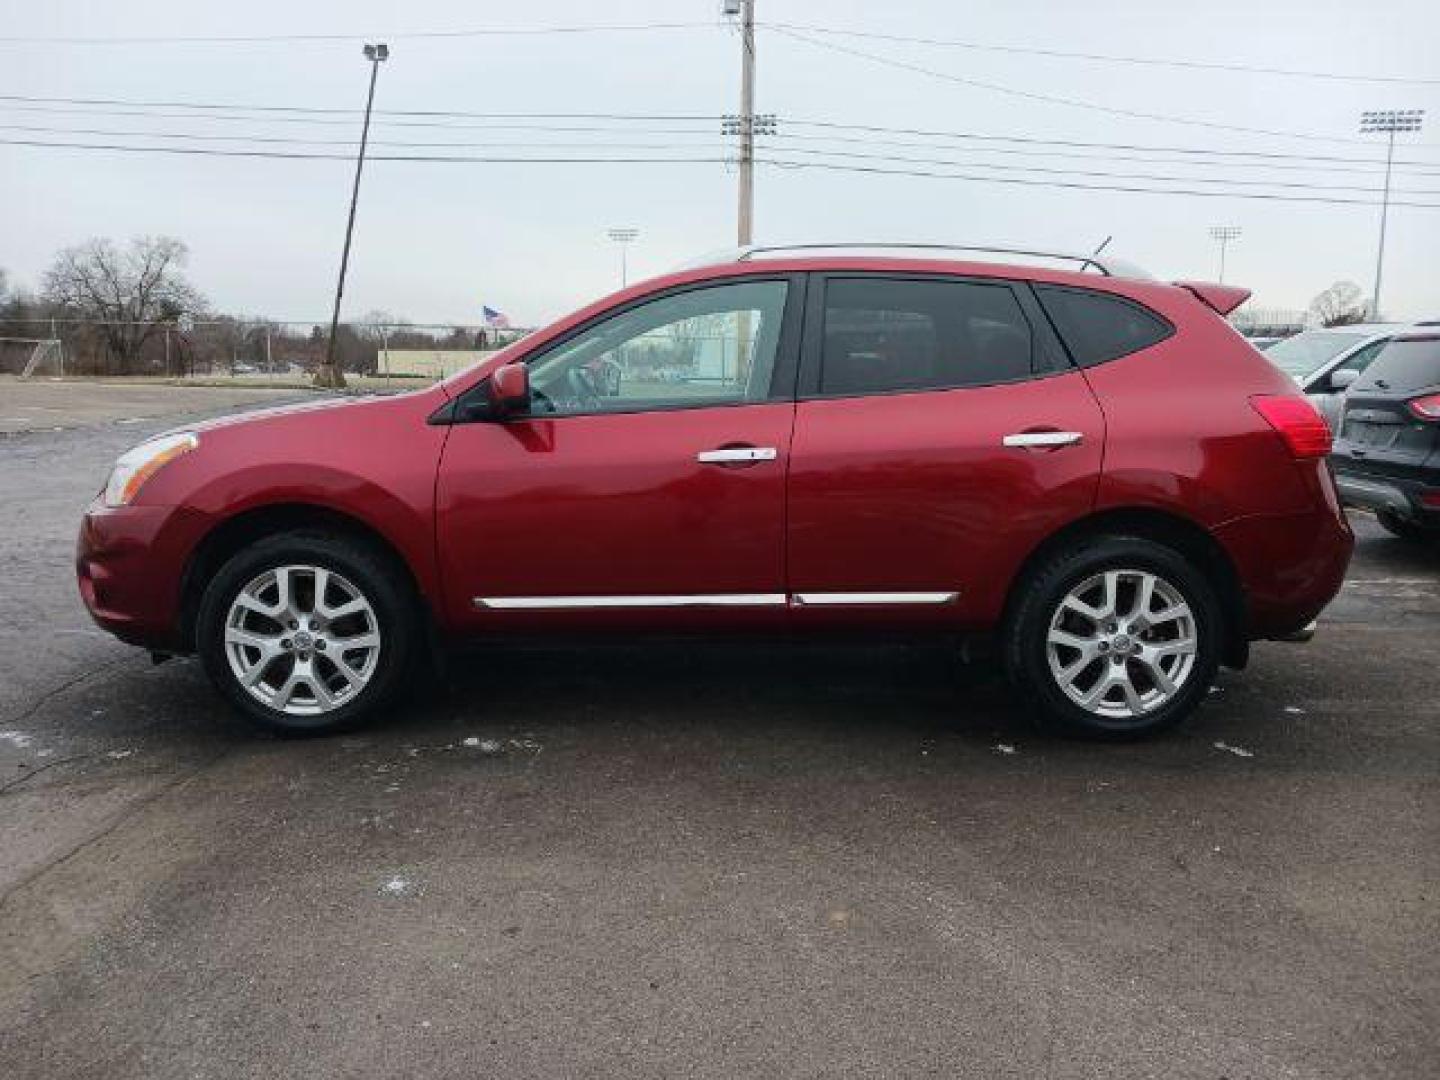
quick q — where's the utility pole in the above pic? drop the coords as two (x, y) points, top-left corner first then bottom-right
(607, 227), (639, 287)
(1208, 225), (1242, 283)
(1360, 109), (1423, 321)
(735, 0), (755, 246)
(317, 41), (389, 389)
(722, 2), (773, 245)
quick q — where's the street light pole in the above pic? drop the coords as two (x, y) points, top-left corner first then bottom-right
(317, 41), (389, 389)
(1360, 109), (1424, 321)
(1208, 225), (1242, 284)
(607, 227), (639, 287)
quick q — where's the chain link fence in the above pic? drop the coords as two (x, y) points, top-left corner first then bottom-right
(0, 316), (534, 386)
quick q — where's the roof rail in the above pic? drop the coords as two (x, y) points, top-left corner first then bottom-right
(682, 243), (1152, 280)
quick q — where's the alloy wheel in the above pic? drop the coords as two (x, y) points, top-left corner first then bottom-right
(1045, 568), (1198, 720)
(223, 564), (382, 716)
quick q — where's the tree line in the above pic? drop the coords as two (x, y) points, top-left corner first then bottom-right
(0, 235), (502, 377)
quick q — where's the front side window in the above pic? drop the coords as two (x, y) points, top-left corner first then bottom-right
(524, 280), (788, 416)
(819, 277), (1041, 396)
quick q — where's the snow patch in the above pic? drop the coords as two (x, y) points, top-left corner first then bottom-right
(1283, 705), (1305, 715)
(1212, 741), (1254, 758)
(993, 743), (1018, 756)
(0, 730), (34, 749)
(379, 876), (413, 897)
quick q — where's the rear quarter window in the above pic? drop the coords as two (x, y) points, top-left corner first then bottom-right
(1353, 337), (1440, 393)
(1034, 284), (1174, 367)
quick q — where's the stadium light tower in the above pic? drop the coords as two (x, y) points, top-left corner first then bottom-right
(607, 227), (639, 287)
(1208, 225), (1242, 284)
(317, 41), (389, 389)
(1360, 109), (1424, 320)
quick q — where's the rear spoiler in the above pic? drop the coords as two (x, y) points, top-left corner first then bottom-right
(1173, 280), (1251, 317)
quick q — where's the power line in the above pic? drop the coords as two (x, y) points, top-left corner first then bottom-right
(768, 129), (1440, 177)
(0, 93), (723, 122)
(757, 157), (1440, 208)
(6, 135), (1440, 208)
(755, 143), (1440, 196)
(764, 22), (1440, 87)
(9, 95), (1440, 166)
(0, 136), (731, 165)
(0, 104), (723, 137)
(0, 21), (713, 45)
(784, 118), (1440, 168)
(9, 120), (1436, 191)
(770, 26), (1397, 148)
(0, 123), (732, 152)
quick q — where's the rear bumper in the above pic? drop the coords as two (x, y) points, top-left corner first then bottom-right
(1332, 466), (1440, 526)
(76, 501), (206, 650)
(1212, 501), (1353, 641)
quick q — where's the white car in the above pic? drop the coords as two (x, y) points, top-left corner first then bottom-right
(1262, 324), (1404, 428)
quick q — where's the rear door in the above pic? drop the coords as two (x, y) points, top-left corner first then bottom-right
(1334, 334), (1440, 482)
(786, 273), (1106, 626)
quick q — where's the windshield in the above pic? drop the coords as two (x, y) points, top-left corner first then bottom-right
(1263, 330), (1372, 379)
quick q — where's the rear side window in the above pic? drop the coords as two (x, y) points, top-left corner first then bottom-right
(1353, 336), (1440, 393)
(1035, 284), (1173, 367)
(818, 277), (1044, 396)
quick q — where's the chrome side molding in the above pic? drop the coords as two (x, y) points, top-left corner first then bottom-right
(475, 593), (788, 610)
(790, 591), (959, 606)
(474, 591), (959, 610)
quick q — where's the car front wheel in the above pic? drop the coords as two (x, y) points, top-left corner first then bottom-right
(1003, 536), (1222, 738)
(196, 530), (418, 735)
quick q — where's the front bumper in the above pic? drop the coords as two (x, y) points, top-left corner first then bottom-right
(1332, 467), (1440, 527)
(76, 501), (205, 650)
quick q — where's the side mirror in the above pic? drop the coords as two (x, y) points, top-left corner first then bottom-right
(1330, 368), (1360, 392)
(488, 362), (531, 418)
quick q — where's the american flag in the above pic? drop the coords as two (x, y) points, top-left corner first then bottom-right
(482, 305), (511, 329)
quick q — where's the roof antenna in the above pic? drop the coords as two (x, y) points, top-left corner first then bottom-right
(1092, 235), (1113, 255)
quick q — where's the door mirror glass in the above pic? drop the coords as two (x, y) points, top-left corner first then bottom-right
(489, 362), (531, 417)
(1330, 368), (1360, 391)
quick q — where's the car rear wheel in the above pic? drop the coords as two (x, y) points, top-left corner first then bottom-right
(196, 530), (418, 735)
(1003, 536), (1222, 739)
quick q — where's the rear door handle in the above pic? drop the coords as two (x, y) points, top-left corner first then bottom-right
(696, 446), (778, 464)
(1002, 431), (1084, 449)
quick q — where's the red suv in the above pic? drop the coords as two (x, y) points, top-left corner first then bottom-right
(76, 245), (1353, 738)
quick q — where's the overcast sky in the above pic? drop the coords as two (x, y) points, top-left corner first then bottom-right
(2, 0), (1437, 327)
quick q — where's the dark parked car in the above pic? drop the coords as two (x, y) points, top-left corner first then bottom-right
(1331, 332), (1440, 541)
(77, 244), (1353, 739)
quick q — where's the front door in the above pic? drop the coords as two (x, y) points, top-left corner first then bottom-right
(436, 276), (803, 631)
(787, 273), (1106, 627)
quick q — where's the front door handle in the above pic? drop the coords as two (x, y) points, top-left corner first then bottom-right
(1002, 430), (1084, 449)
(696, 446), (778, 464)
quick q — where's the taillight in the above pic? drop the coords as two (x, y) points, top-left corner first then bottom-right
(1250, 395), (1332, 459)
(1408, 393), (1440, 421)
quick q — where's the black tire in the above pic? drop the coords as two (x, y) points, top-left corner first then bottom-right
(1376, 511), (1437, 544)
(195, 529), (420, 736)
(1002, 535), (1223, 740)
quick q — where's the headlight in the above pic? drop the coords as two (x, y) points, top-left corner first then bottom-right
(102, 432), (199, 507)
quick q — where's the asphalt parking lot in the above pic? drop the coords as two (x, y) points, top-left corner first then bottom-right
(1, 391), (1436, 1079)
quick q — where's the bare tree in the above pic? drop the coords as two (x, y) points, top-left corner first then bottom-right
(1308, 281), (1370, 328)
(42, 236), (206, 373)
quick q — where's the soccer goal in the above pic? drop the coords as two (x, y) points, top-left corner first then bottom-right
(0, 337), (64, 378)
